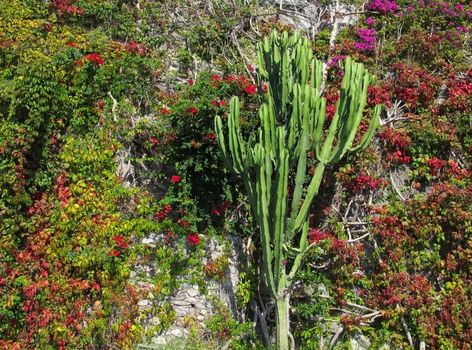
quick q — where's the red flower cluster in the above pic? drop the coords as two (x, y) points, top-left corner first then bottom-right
(171, 175), (180, 184)
(210, 74), (222, 87)
(50, 0), (84, 16)
(368, 85), (392, 107)
(444, 69), (472, 112)
(124, 41), (147, 56)
(353, 174), (385, 192)
(245, 84), (257, 95)
(160, 106), (171, 115)
(187, 233), (201, 245)
(188, 107), (198, 115)
(211, 99), (225, 107)
(108, 249), (120, 257)
(84, 53), (103, 66)
(378, 127), (411, 164)
(155, 204), (172, 221)
(389, 62), (442, 110)
(308, 228), (331, 243)
(325, 89), (340, 121)
(427, 157), (446, 176)
(149, 137), (159, 146)
(112, 235), (129, 249)
(203, 133), (216, 141)
(178, 218), (190, 227)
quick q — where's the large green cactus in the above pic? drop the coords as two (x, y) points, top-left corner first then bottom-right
(215, 31), (381, 349)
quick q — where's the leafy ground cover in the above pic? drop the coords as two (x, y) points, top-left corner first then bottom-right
(0, 0), (471, 349)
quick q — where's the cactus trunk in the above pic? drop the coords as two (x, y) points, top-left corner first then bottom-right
(276, 294), (290, 350)
(215, 31), (382, 348)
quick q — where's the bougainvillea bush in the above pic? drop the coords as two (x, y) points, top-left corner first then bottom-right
(1, 0), (471, 349)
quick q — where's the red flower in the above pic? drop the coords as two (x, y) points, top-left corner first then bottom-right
(160, 106), (171, 115)
(212, 209), (221, 216)
(66, 42), (78, 48)
(112, 235), (129, 249)
(245, 84), (257, 95)
(211, 74), (221, 81)
(149, 137), (159, 146)
(164, 230), (175, 243)
(178, 219), (190, 227)
(155, 210), (166, 221)
(74, 60), (84, 68)
(84, 53), (103, 66)
(171, 175), (180, 184)
(212, 99), (225, 107)
(188, 107), (198, 115)
(262, 83), (268, 93)
(187, 79), (194, 85)
(108, 249), (120, 257)
(187, 233), (201, 245)
(203, 133), (216, 141)
(125, 41), (147, 56)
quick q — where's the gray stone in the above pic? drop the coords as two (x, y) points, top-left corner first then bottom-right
(167, 326), (187, 338)
(350, 333), (371, 350)
(138, 299), (150, 307)
(186, 288), (198, 297)
(150, 317), (161, 326)
(151, 336), (167, 345)
(172, 299), (189, 306)
(142, 237), (156, 245)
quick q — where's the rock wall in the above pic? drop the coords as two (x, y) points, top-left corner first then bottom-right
(134, 232), (242, 347)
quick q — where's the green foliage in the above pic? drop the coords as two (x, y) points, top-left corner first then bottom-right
(1, 0), (472, 348)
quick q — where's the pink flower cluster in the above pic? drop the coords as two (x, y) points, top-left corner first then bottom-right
(355, 28), (376, 52)
(366, 0), (398, 14)
(327, 55), (346, 68)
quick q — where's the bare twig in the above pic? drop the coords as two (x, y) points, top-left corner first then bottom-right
(329, 326), (344, 350)
(401, 316), (414, 348)
(390, 171), (406, 201)
(107, 91), (118, 122)
(347, 232), (370, 242)
(288, 331), (295, 350)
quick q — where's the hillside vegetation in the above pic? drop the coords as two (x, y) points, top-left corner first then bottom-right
(0, 0), (471, 349)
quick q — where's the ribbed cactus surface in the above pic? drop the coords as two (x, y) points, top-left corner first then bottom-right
(215, 30), (382, 349)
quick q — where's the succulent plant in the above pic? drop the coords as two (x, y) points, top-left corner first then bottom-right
(215, 30), (382, 349)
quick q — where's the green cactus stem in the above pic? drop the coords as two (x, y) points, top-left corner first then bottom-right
(215, 31), (382, 350)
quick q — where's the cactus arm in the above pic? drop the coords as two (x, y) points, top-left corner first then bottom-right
(272, 127), (289, 284)
(215, 115), (233, 171)
(291, 162), (326, 234)
(254, 144), (277, 296)
(313, 95), (326, 157)
(287, 221), (310, 283)
(329, 67), (370, 163)
(350, 104), (382, 152)
(287, 86), (311, 234)
(227, 97), (245, 173)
